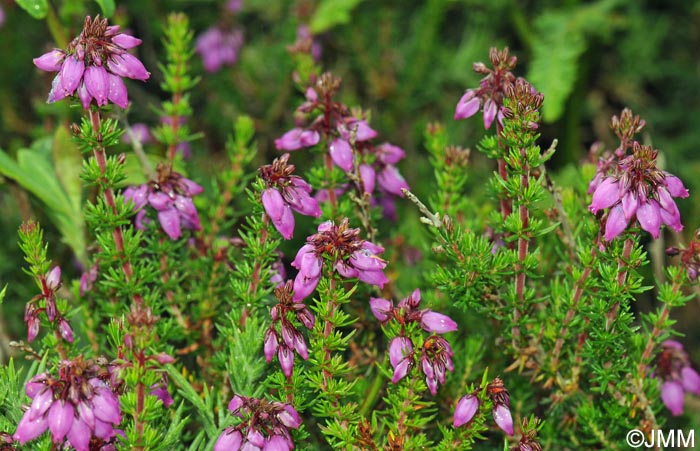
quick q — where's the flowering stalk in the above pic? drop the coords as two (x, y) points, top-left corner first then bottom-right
(154, 13), (198, 165)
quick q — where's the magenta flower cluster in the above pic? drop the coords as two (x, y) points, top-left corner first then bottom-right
(453, 47), (518, 129)
(453, 377), (515, 436)
(264, 281), (315, 377)
(33, 15), (149, 109)
(274, 73), (409, 218)
(214, 395), (302, 451)
(14, 360), (122, 450)
(588, 143), (688, 241)
(292, 219), (388, 301)
(195, 26), (244, 73)
(370, 289), (457, 395)
(24, 266), (73, 343)
(655, 340), (700, 416)
(259, 153), (321, 239)
(123, 167), (203, 240)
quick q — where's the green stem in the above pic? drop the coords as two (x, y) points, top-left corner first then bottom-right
(358, 361), (385, 416)
(46, 3), (68, 49)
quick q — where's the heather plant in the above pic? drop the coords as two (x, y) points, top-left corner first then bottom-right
(0, 2), (698, 451)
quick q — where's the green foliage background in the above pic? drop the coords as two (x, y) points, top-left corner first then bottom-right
(0, 0), (699, 441)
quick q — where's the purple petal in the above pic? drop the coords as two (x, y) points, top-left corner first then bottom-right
(262, 189), (285, 221)
(47, 74), (69, 103)
(107, 53), (150, 81)
(29, 387), (54, 420)
(359, 164), (376, 194)
(228, 395), (245, 414)
(284, 187), (321, 218)
(681, 366), (700, 394)
(662, 339), (684, 350)
(278, 405), (302, 429)
(356, 269), (388, 287)
(377, 143), (406, 164)
(377, 165), (409, 196)
(13, 411), (49, 444)
(349, 250), (386, 271)
(180, 178), (204, 196)
(278, 346), (294, 377)
(247, 428), (265, 447)
(48, 400), (74, 443)
(493, 404), (514, 435)
(84, 65), (109, 106)
(77, 82), (92, 109)
(113, 34), (143, 49)
(604, 205), (628, 241)
(293, 330), (309, 360)
(329, 138), (354, 172)
(453, 394), (479, 427)
(589, 178), (621, 213)
(264, 435), (291, 451)
(420, 311), (458, 334)
(214, 429), (243, 451)
(335, 261), (359, 278)
(661, 380), (684, 416)
(34, 49), (66, 72)
(300, 130), (320, 147)
(107, 73), (129, 108)
(26, 375), (48, 399)
(92, 389), (122, 424)
(77, 401), (95, 429)
(275, 128), (310, 151)
(391, 358), (413, 383)
(292, 269), (321, 301)
(46, 266), (61, 290)
(93, 419), (116, 440)
(264, 328), (279, 362)
(483, 98), (497, 129)
(291, 244), (315, 269)
(271, 204), (295, 240)
(637, 199), (661, 239)
(369, 297), (393, 322)
(454, 90), (481, 120)
(174, 196), (201, 230)
(59, 56), (85, 94)
(66, 417), (91, 451)
(663, 173), (689, 198)
(299, 251), (322, 279)
(150, 384), (174, 408)
(352, 120), (378, 141)
(158, 208), (182, 240)
(59, 319), (74, 343)
(389, 336), (413, 368)
(124, 185), (148, 209)
(621, 191), (639, 220)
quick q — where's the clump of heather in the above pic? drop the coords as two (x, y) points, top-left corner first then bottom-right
(2, 6), (699, 451)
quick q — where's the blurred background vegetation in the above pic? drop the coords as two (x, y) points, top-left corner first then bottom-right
(0, 0), (698, 369)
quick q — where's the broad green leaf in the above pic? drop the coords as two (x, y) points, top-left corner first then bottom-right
(94, 0), (115, 17)
(0, 148), (86, 264)
(527, 12), (586, 123)
(15, 0), (48, 19)
(527, 0), (621, 122)
(52, 125), (83, 213)
(310, 0), (364, 34)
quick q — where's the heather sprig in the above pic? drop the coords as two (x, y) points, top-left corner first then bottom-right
(153, 13), (200, 165)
